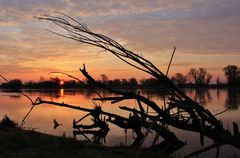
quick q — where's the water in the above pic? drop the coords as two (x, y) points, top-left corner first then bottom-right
(0, 88), (240, 157)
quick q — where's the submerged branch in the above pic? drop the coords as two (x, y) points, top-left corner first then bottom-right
(34, 98), (128, 121)
(184, 142), (222, 158)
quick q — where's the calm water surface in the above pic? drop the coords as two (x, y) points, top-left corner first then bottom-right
(0, 88), (240, 157)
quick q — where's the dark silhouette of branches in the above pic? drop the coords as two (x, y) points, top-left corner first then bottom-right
(29, 12), (240, 154)
(187, 68), (212, 86)
(166, 46), (176, 76)
(171, 73), (187, 87)
(36, 12), (167, 78)
(37, 12), (219, 124)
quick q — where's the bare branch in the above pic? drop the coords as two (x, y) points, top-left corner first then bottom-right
(35, 12), (240, 151)
(0, 75), (34, 105)
(166, 46), (176, 76)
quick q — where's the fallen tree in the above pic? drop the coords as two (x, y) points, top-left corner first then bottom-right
(6, 12), (238, 157)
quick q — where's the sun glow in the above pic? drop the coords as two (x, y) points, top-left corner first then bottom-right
(60, 80), (64, 86)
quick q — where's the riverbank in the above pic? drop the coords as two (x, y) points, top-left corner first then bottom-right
(0, 116), (167, 158)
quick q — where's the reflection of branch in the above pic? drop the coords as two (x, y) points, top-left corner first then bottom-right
(20, 98), (45, 127)
(0, 74), (36, 127)
(214, 107), (231, 116)
(35, 97), (184, 148)
(19, 105), (35, 127)
(184, 142), (222, 158)
(166, 46), (176, 76)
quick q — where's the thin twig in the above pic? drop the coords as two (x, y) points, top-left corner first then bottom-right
(19, 104), (35, 127)
(166, 46), (176, 76)
(0, 74), (37, 127)
(214, 107), (231, 116)
(0, 75), (34, 105)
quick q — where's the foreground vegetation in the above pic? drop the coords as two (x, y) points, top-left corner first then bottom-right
(0, 116), (167, 158)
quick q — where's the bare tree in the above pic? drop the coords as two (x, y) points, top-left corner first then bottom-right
(187, 68), (212, 86)
(223, 65), (240, 86)
(188, 68), (198, 84)
(129, 78), (138, 87)
(100, 74), (108, 85)
(171, 73), (187, 86)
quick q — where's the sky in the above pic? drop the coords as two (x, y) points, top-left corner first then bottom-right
(0, 0), (240, 83)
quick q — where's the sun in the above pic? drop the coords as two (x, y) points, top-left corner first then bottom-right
(60, 80), (64, 86)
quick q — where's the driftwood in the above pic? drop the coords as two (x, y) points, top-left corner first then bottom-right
(10, 12), (236, 156)
(34, 97), (184, 150)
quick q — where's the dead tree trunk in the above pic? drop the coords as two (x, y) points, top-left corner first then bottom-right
(35, 13), (240, 151)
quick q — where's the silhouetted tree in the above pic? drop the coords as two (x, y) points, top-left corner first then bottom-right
(223, 65), (240, 86)
(216, 77), (220, 85)
(187, 68), (198, 84)
(108, 79), (121, 87)
(112, 79), (121, 86)
(38, 77), (61, 89)
(100, 74), (108, 85)
(187, 68), (212, 86)
(171, 73), (187, 87)
(24, 81), (38, 88)
(140, 78), (158, 87)
(64, 80), (77, 88)
(205, 73), (212, 85)
(121, 78), (129, 87)
(0, 79), (23, 89)
(129, 78), (138, 87)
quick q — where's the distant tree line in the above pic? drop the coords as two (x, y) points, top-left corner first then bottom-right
(0, 77), (84, 89)
(171, 65), (240, 88)
(171, 67), (213, 87)
(0, 65), (240, 89)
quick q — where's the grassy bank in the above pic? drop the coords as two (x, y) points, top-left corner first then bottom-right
(0, 116), (167, 158)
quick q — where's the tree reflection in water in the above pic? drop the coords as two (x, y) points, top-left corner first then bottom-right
(193, 88), (212, 105)
(225, 88), (240, 109)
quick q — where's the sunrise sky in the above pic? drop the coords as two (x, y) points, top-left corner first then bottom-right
(1, 0), (240, 83)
